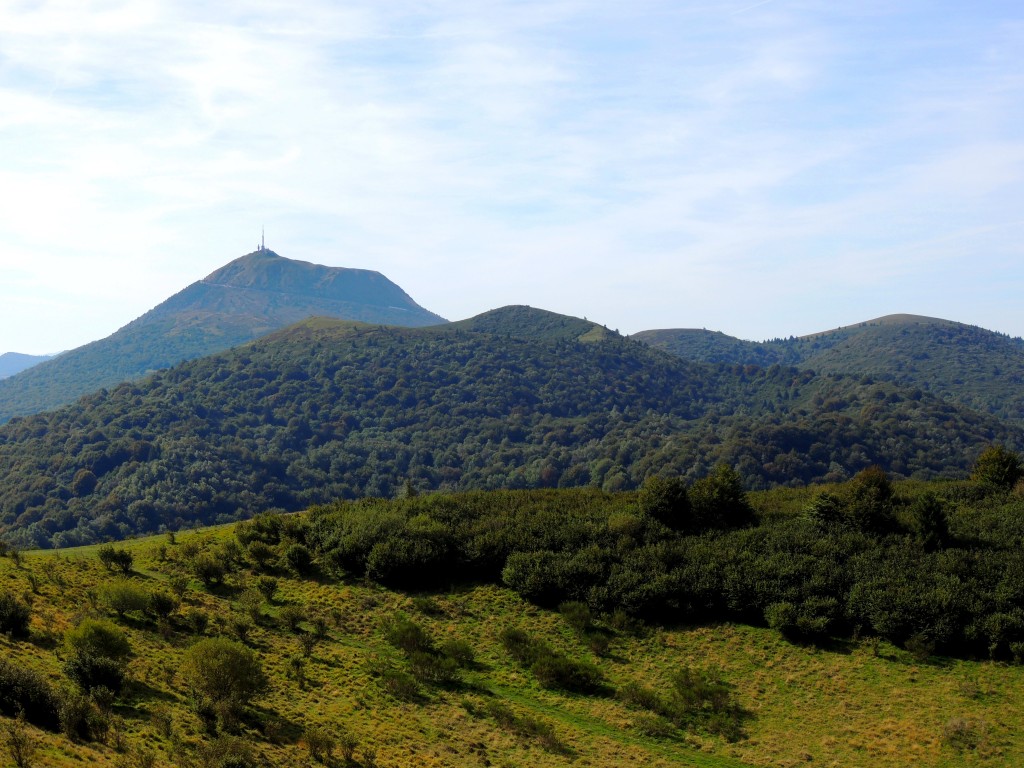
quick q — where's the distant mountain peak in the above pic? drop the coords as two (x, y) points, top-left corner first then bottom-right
(196, 250), (432, 312)
(0, 250), (447, 422)
(0, 352), (55, 380)
(799, 313), (957, 340)
(451, 305), (615, 342)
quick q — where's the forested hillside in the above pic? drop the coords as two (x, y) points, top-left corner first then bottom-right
(0, 250), (446, 423)
(0, 308), (1017, 549)
(635, 314), (1024, 424)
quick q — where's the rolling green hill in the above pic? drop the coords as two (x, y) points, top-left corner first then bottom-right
(0, 250), (446, 423)
(0, 307), (1018, 549)
(635, 314), (1024, 425)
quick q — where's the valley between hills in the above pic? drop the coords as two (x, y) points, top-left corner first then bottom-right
(2, 250), (1024, 767)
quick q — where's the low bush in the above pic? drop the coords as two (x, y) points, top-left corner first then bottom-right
(98, 580), (149, 619)
(279, 604), (306, 633)
(482, 700), (564, 752)
(64, 619), (131, 662)
(500, 626), (604, 694)
(97, 545), (133, 575)
(196, 734), (260, 768)
(439, 638), (475, 668)
(0, 659), (60, 730)
(303, 725), (334, 763)
(0, 590), (31, 638)
(378, 668), (420, 701)
(385, 614), (434, 655)
(63, 652), (127, 696)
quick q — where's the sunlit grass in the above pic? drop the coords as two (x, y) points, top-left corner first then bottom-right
(2, 523), (1023, 767)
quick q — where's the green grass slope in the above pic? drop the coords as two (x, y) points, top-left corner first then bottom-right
(0, 251), (446, 424)
(2, 481), (1023, 767)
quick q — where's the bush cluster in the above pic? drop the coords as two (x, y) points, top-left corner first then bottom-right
(0, 590), (31, 638)
(0, 659), (60, 730)
(500, 627), (604, 694)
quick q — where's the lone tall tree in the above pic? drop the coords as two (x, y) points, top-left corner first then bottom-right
(972, 445), (1023, 490)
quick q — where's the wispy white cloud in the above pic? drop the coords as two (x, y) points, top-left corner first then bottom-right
(0, 0), (1022, 351)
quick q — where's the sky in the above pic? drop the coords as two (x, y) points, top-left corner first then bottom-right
(1, 1), (1023, 354)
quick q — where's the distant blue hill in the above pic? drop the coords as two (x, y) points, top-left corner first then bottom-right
(0, 352), (55, 379)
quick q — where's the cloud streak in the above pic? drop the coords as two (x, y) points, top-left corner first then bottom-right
(0, 0), (1022, 352)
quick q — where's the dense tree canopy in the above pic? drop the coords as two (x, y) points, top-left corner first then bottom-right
(0, 313), (1019, 548)
(304, 469), (1024, 660)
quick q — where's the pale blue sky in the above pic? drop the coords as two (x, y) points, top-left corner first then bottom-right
(1, 1), (1022, 353)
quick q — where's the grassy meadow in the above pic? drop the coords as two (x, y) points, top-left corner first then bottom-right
(2, 512), (1022, 768)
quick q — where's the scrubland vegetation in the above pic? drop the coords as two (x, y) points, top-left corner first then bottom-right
(3, 450), (1024, 766)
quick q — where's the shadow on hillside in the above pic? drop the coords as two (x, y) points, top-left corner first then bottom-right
(249, 703), (303, 744)
(123, 679), (180, 708)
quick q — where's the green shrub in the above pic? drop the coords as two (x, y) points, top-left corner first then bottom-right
(2, 712), (39, 768)
(56, 687), (107, 741)
(688, 463), (755, 531)
(530, 652), (603, 694)
(846, 465), (896, 533)
(303, 725), (334, 763)
(482, 700), (564, 752)
(378, 668), (420, 701)
(0, 590), (31, 638)
(283, 543), (314, 576)
(439, 638), (475, 668)
(637, 476), (691, 530)
(97, 545), (133, 575)
(500, 627), (536, 664)
(63, 652), (127, 696)
(500, 626), (604, 694)
(385, 614), (434, 655)
(0, 659), (60, 730)
(558, 601), (594, 634)
(633, 712), (676, 738)
(168, 574), (190, 599)
(236, 589), (264, 623)
(972, 445), (1023, 490)
(254, 575), (279, 602)
(184, 607), (209, 635)
(231, 617), (253, 644)
(180, 638), (268, 716)
(803, 492), (845, 528)
(64, 619), (131, 662)
(196, 734), (259, 768)
(765, 597), (838, 643)
(148, 590), (178, 619)
(279, 604), (306, 633)
(408, 651), (460, 685)
(617, 681), (662, 712)
(411, 595), (442, 615)
(909, 493), (950, 551)
(98, 580), (149, 619)
(246, 540), (277, 571)
(192, 554), (226, 588)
